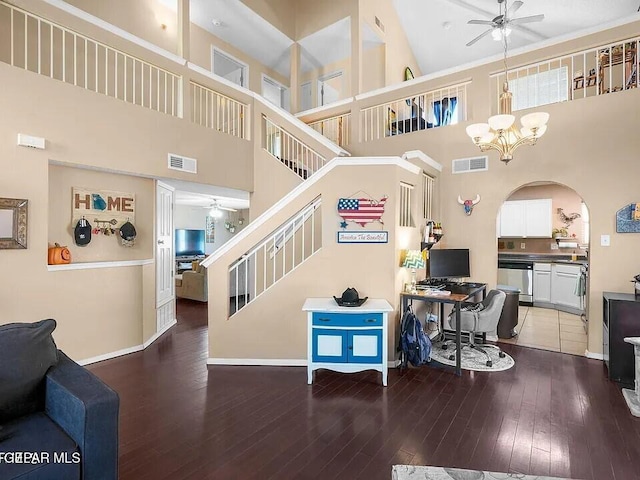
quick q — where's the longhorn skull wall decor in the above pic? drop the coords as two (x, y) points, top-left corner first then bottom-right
(457, 194), (481, 216)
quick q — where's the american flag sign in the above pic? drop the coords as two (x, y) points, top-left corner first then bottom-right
(337, 196), (388, 227)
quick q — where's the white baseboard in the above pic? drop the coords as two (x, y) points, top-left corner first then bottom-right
(585, 350), (604, 360)
(143, 319), (177, 349)
(207, 358), (307, 366)
(78, 319), (177, 365)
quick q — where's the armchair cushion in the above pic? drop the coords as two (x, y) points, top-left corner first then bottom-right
(0, 412), (80, 480)
(0, 319), (59, 423)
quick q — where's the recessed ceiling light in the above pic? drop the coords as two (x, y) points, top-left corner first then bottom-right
(442, 21), (452, 30)
(211, 19), (223, 27)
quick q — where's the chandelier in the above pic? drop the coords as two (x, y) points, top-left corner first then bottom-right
(466, 26), (549, 164)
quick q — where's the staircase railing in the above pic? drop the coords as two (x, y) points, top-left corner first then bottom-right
(0, 0), (182, 116)
(361, 81), (470, 142)
(190, 81), (249, 139)
(307, 113), (351, 147)
(229, 196), (322, 315)
(263, 116), (327, 180)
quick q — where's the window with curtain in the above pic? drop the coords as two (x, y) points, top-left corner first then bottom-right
(429, 97), (458, 127)
(509, 66), (569, 111)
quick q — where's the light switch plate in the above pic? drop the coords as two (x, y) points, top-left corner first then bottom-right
(520, 243), (526, 249)
(601, 234), (610, 246)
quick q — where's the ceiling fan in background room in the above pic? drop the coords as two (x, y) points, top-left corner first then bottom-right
(466, 0), (545, 47)
(204, 199), (237, 219)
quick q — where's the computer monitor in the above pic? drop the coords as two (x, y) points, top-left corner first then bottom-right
(429, 248), (470, 279)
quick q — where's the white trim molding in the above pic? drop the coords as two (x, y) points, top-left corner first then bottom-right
(402, 150), (443, 172)
(295, 98), (355, 119)
(48, 259), (153, 272)
(207, 358), (307, 367)
(585, 350), (604, 360)
(78, 318), (176, 365)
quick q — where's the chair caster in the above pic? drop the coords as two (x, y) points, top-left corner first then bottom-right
(499, 352), (506, 358)
(486, 360), (493, 367)
(448, 355), (455, 361)
(442, 344), (448, 350)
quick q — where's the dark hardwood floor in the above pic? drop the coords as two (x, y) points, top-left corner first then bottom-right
(88, 299), (640, 480)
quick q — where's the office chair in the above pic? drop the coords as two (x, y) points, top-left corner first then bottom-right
(443, 289), (507, 367)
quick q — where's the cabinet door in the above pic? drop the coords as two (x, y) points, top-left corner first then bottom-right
(347, 330), (382, 364)
(551, 264), (581, 308)
(533, 267), (552, 302)
(524, 199), (552, 237)
(499, 201), (526, 237)
(312, 329), (348, 363)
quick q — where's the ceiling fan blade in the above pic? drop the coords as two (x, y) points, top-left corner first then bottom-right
(506, 1), (524, 18)
(467, 19), (495, 25)
(509, 14), (545, 25)
(466, 28), (493, 47)
(219, 206), (237, 212)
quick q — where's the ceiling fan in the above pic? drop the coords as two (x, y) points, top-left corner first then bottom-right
(203, 199), (237, 218)
(466, 0), (544, 47)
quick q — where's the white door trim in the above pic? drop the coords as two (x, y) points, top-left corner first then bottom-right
(317, 70), (343, 107)
(211, 46), (250, 88)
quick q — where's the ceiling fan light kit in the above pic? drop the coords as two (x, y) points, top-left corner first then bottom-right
(465, 0), (549, 164)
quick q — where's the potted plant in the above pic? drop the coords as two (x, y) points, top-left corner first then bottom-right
(552, 228), (568, 238)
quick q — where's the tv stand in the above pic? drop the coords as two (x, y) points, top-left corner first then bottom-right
(175, 254), (205, 274)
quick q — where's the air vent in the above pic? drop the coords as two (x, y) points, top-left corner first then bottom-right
(167, 153), (197, 174)
(375, 16), (385, 33)
(452, 156), (488, 174)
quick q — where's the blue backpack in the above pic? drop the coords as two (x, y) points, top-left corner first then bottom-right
(399, 306), (432, 368)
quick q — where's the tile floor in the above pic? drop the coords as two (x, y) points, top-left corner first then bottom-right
(498, 306), (588, 356)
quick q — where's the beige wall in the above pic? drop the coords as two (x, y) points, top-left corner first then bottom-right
(208, 161), (423, 361)
(48, 165), (154, 263)
(241, 0), (297, 40)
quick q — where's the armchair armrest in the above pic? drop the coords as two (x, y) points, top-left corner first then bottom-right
(45, 352), (119, 480)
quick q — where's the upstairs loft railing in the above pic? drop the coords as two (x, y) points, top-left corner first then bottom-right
(191, 81), (249, 139)
(229, 196), (322, 316)
(361, 81), (470, 142)
(0, 1), (182, 116)
(307, 113), (351, 147)
(493, 36), (639, 112)
(264, 116), (327, 180)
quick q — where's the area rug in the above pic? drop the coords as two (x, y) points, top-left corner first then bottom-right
(392, 465), (572, 479)
(430, 341), (515, 372)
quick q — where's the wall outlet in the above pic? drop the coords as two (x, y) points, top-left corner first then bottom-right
(520, 242), (526, 249)
(550, 242), (559, 250)
(601, 234), (610, 247)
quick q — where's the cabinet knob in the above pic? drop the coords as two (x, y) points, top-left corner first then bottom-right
(318, 318), (330, 322)
(365, 318), (376, 323)
(348, 346), (353, 350)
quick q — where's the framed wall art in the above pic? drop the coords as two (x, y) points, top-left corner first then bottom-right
(0, 197), (28, 249)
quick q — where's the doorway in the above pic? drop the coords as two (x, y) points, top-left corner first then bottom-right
(317, 71), (343, 107)
(212, 48), (248, 88)
(262, 74), (289, 111)
(496, 182), (589, 356)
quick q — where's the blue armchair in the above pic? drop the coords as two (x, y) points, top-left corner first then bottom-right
(0, 320), (119, 480)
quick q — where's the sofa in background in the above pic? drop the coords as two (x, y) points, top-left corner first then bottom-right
(0, 319), (119, 480)
(176, 260), (207, 302)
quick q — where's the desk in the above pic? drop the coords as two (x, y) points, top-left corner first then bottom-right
(401, 283), (486, 376)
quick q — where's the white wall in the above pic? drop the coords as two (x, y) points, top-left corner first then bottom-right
(174, 205), (248, 254)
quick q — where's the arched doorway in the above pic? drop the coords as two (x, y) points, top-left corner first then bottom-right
(495, 182), (589, 356)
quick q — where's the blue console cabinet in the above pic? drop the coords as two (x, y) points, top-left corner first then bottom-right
(303, 298), (393, 386)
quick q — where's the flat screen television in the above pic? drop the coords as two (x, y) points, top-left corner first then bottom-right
(175, 229), (205, 257)
(429, 248), (470, 279)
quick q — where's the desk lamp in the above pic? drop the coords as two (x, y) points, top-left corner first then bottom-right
(402, 250), (425, 294)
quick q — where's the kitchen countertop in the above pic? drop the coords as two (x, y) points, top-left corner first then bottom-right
(498, 252), (588, 265)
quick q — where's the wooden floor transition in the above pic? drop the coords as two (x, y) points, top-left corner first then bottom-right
(88, 299), (640, 480)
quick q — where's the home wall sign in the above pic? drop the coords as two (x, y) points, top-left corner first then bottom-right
(337, 231), (388, 244)
(72, 187), (136, 226)
(616, 203), (640, 233)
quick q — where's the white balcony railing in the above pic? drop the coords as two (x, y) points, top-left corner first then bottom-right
(264, 116), (327, 180)
(493, 36), (639, 112)
(361, 81), (470, 142)
(0, 1), (182, 116)
(307, 113), (351, 147)
(190, 82), (249, 139)
(229, 196), (322, 316)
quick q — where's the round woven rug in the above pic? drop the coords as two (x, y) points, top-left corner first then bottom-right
(430, 341), (515, 372)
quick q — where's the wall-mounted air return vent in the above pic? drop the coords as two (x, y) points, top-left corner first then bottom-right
(375, 16), (385, 33)
(167, 153), (197, 174)
(452, 156), (488, 174)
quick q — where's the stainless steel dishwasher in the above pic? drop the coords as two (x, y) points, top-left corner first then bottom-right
(497, 260), (533, 304)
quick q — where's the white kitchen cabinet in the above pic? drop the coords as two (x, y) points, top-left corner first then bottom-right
(533, 263), (552, 302)
(498, 199), (552, 238)
(551, 264), (582, 309)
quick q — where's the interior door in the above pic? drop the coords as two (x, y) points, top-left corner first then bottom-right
(156, 182), (174, 309)
(300, 82), (312, 111)
(318, 72), (342, 106)
(212, 49), (247, 87)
